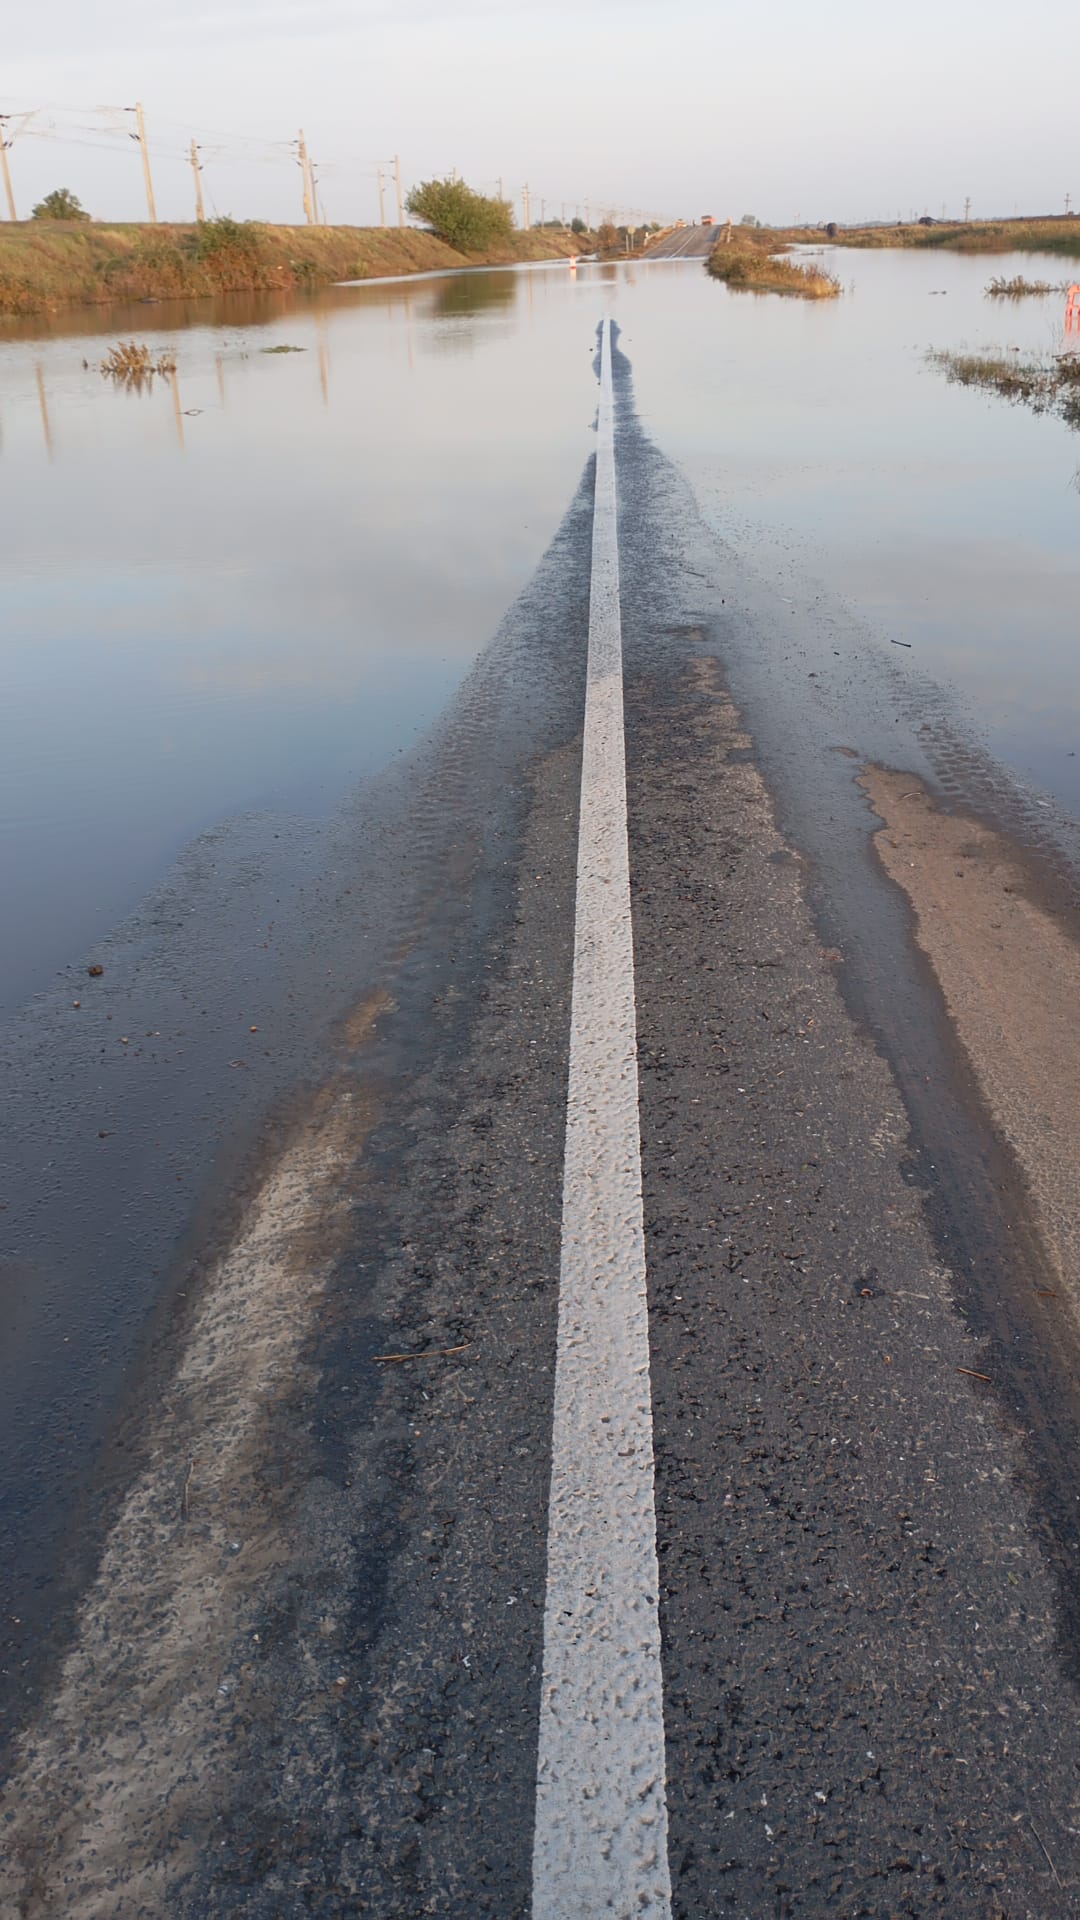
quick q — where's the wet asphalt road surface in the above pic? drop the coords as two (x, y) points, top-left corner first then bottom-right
(4, 328), (1080, 1916)
(645, 225), (719, 259)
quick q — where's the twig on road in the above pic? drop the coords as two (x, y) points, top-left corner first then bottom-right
(373, 1342), (472, 1364)
(1030, 1819), (1064, 1889)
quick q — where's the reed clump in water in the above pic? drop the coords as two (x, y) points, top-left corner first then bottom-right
(100, 341), (177, 386)
(928, 347), (1080, 427)
(985, 274), (1069, 297)
(706, 242), (841, 299)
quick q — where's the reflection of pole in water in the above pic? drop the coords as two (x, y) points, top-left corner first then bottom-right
(405, 295), (414, 373)
(35, 363), (54, 460)
(216, 353), (226, 407)
(169, 367), (185, 450)
(315, 312), (331, 405)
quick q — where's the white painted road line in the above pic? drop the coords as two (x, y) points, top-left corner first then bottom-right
(532, 319), (672, 1919)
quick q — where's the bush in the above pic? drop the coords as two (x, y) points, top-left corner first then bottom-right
(405, 178), (513, 252)
(32, 188), (90, 222)
(194, 216), (262, 262)
(596, 222), (619, 251)
(570, 217), (586, 234)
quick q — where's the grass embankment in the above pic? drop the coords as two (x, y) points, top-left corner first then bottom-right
(780, 217), (1080, 257)
(0, 218), (580, 316)
(927, 348), (1080, 428)
(706, 233), (841, 299)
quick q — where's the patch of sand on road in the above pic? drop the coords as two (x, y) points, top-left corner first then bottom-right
(862, 767), (1080, 1309)
(0, 995), (389, 1919)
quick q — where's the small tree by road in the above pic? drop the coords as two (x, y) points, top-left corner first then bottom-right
(405, 178), (513, 251)
(596, 221), (619, 252)
(32, 188), (91, 222)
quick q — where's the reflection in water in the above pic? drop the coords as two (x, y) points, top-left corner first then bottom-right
(0, 264), (594, 1011)
(169, 367), (185, 450)
(35, 363), (54, 459)
(315, 311), (331, 406)
(431, 271), (518, 318)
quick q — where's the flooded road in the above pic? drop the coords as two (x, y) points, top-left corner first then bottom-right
(3, 251), (1079, 1015)
(4, 255), (1080, 1915)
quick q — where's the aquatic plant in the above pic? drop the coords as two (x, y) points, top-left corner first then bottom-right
(985, 275), (1068, 297)
(927, 347), (1080, 429)
(100, 340), (177, 385)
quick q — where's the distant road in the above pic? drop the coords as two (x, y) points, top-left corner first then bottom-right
(645, 222), (718, 258)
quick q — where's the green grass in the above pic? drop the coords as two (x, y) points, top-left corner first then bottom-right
(0, 218), (580, 316)
(706, 241), (841, 299)
(927, 347), (1080, 428)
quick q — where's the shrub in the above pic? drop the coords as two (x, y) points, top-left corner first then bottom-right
(32, 188), (90, 222)
(596, 222), (619, 252)
(194, 216), (262, 262)
(405, 178), (513, 252)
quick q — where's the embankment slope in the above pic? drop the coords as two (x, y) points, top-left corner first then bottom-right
(0, 219), (580, 315)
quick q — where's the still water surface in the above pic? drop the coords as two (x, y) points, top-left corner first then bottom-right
(2, 249), (1078, 1014)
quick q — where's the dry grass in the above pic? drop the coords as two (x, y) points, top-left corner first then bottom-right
(707, 241), (841, 299)
(0, 219), (580, 316)
(100, 339), (177, 384)
(777, 217), (1080, 257)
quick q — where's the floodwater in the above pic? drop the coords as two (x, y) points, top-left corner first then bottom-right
(2, 248), (1079, 1015)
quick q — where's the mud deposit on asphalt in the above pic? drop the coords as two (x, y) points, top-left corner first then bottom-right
(0, 999), (386, 1917)
(863, 768), (1080, 1315)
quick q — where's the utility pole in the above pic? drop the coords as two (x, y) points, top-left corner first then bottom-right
(585, 198), (591, 231)
(498, 175), (504, 203)
(190, 140), (205, 222)
(377, 167), (386, 226)
(129, 103), (157, 222)
(297, 130), (314, 223)
(963, 195), (971, 222)
(394, 154), (404, 227)
(540, 196), (545, 226)
(523, 183), (530, 230)
(0, 119), (16, 221)
(1067, 191), (1072, 215)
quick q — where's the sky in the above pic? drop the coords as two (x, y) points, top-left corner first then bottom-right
(4, 0), (1077, 228)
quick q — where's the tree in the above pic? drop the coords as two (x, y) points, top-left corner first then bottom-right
(405, 177), (513, 252)
(32, 188), (90, 222)
(740, 214), (760, 227)
(570, 217), (586, 234)
(596, 221), (619, 252)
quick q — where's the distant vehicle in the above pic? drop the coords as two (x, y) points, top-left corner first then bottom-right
(701, 215), (714, 226)
(673, 218), (687, 228)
